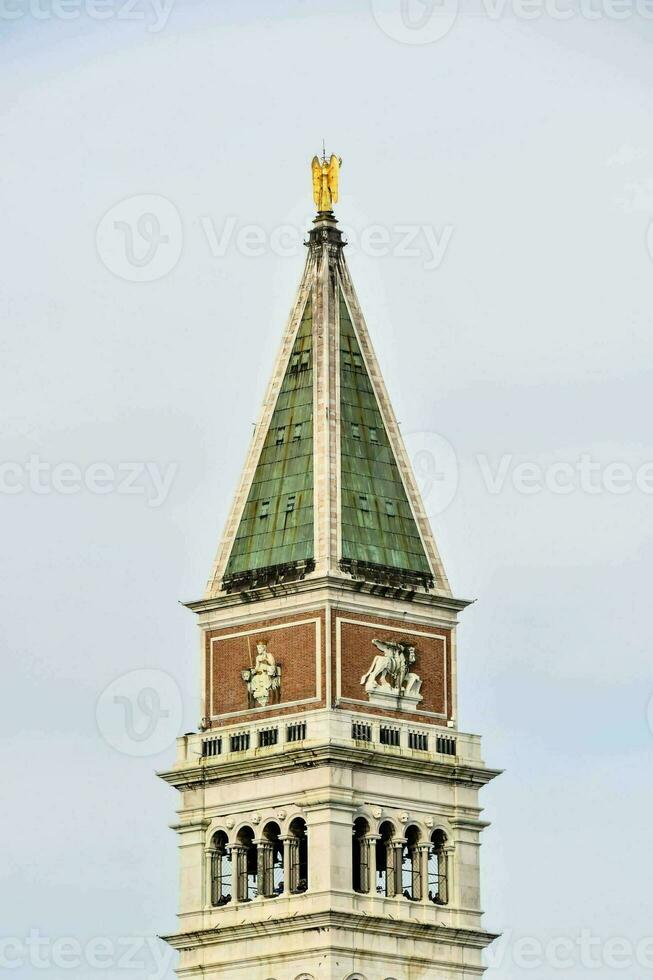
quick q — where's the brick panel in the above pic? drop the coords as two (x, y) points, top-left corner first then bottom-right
(205, 612), (325, 726)
(335, 612), (451, 723)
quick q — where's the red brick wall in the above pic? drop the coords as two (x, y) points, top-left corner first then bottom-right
(334, 612), (452, 723)
(205, 612), (325, 726)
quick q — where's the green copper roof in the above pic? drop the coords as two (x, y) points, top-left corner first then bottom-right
(339, 291), (431, 576)
(225, 300), (314, 577)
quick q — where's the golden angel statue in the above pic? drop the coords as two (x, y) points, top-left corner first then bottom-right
(312, 152), (342, 212)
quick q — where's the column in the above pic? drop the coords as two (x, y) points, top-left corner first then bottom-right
(418, 843), (431, 904)
(230, 844), (247, 902)
(281, 836), (293, 895)
(224, 844), (235, 903)
(289, 837), (300, 893)
(442, 845), (454, 905)
(387, 839), (403, 898)
(365, 834), (380, 895)
(205, 847), (215, 907)
(257, 840), (273, 898)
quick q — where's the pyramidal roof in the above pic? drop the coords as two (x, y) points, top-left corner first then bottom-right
(206, 166), (451, 600)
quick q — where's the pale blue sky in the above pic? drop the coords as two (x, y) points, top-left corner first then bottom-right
(1, 1), (653, 977)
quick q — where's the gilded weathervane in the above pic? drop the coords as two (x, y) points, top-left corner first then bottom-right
(311, 146), (342, 212)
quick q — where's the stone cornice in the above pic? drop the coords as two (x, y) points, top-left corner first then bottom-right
(183, 573), (473, 618)
(158, 742), (502, 793)
(451, 817), (492, 831)
(161, 909), (499, 952)
(169, 818), (210, 835)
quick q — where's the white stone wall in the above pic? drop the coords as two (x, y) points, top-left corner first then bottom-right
(161, 708), (498, 980)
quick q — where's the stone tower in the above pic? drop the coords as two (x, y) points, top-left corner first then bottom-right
(160, 158), (500, 980)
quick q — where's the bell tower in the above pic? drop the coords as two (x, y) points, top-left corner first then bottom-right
(160, 154), (500, 980)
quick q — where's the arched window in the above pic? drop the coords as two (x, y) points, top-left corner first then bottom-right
(427, 829), (449, 905)
(352, 817), (370, 893)
(401, 825), (422, 901)
(376, 821), (397, 897)
(210, 830), (232, 907)
(288, 817), (308, 894)
(259, 822), (284, 898)
(235, 826), (258, 901)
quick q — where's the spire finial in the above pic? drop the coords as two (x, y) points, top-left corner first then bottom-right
(311, 148), (342, 213)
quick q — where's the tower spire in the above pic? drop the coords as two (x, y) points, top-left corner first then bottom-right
(161, 155), (500, 980)
(205, 151), (449, 598)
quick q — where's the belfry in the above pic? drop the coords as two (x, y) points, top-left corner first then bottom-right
(160, 155), (500, 979)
